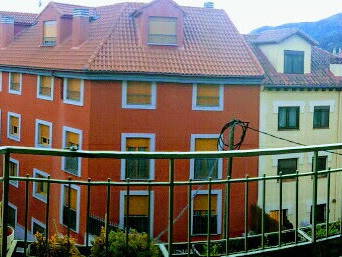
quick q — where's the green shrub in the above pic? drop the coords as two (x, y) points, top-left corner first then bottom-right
(91, 228), (159, 257)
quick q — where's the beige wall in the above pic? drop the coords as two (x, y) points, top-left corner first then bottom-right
(259, 89), (342, 227)
(330, 64), (342, 76)
(259, 35), (312, 74)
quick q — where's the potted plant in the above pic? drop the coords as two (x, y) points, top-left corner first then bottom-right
(28, 232), (84, 257)
(91, 228), (159, 257)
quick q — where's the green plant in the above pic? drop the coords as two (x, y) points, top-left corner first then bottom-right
(30, 232), (84, 257)
(202, 243), (222, 256)
(91, 228), (159, 257)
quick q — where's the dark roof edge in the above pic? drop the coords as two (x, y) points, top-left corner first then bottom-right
(0, 65), (264, 85)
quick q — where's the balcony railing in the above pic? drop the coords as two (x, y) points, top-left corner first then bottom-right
(0, 144), (341, 256)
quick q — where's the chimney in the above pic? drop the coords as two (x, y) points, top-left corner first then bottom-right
(72, 8), (90, 47)
(0, 16), (14, 48)
(204, 2), (214, 8)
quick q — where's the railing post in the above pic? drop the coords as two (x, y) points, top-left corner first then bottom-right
(45, 175), (51, 250)
(1, 152), (10, 257)
(295, 170), (299, 244)
(207, 177), (212, 257)
(312, 151), (318, 243)
(244, 175), (249, 252)
(278, 172), (283, 247)
(325, 169), (331, 238)
(168, 159), (175, 257)
(261, 174), (266, 249)
(187, 179), (192, 257)
(106, 178), (111, 256)
(224, 175), (231, 256)
(24, 174), (30, 256)
(86, 178), (91, 248)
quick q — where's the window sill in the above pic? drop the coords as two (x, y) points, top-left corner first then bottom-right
(9, 181), (19, 188)
(33, 193), (47, 203)
(278, 128), (299, 131)
(192, 106), (223, 112)
(37, 94), (53, 101)
(63, 99), (84, 107)
(313, 127), (330, 130)
(122, 104), (156, 110)
(36, 143), (51, 148)
(8, 89), (21, 95)
(7, 135), (20, 142)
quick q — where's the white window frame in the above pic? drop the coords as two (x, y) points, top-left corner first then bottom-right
(121, 133), (155, 180)
(191, 190), (222, 235)
(190, 134), (222, 180)
(0, 72), (2, 91)
(9, 158), (19, 188)
(61, 126), (83, 177)
(31, 217), (46, 235)
(119, 190), (154, 237)
(32, 169), (49, 203)
(35, 119), (53, 148)
(192, 84), (224, 111)
(7, 112), (21, 142)
(63, 78), (84, 106)
(60, 184), (81, 233)
(122, 81), (157, 110)
(8, 202), (17, 229)
(8, 72), (22, 95)
(37, 75), (54, 101)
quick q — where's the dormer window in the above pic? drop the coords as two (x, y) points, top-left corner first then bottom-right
(148, 17), (177, 45)
(43, 21), (57, 46)
(284, 50), (304, 74)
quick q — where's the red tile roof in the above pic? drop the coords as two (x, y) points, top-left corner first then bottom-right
(252, 28), (318, 46)
(0, 11), (37, 24)
(246, 36), (340, 87)
(0, 1), (264, 78)
(49, 2), (97, 17)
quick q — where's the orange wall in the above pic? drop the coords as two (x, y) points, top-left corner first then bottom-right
(0, 73), (260, 243)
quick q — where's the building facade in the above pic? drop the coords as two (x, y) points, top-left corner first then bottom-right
(247, 29), (342, 229)
(0, 0), (264, 243)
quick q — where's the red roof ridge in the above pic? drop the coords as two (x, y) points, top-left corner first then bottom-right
(86, 3), (130, 70)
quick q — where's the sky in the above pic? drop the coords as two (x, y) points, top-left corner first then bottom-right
(2, 0), (342, 33)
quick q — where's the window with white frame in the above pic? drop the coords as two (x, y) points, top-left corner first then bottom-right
(62, 127), (82, 176)
(7, 112), (21, 141)
(0, 72), (2, 91)
(121, 133), (155, 180)
(8, 73), (22, 95)
(122, 81), (157, 109)
(192, 84), (224, 111)
(119, 191), (154, 235)
(190, 134), (222, 180)
(35, 120), (52, 148)
(191, 190), (222, 235)
(9, 158), (19, 187)
(8, 203), (17, 228)
(63, 78), (84, 106)
(37, 76), (54, 100)
(32, 218), (46, 236)
(60, 184), (80, 232)
(33, 169), (49, 202)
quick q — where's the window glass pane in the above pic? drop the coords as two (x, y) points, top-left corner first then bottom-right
(38, 124), (50, 146)
(10, 73), (20, 91)
(39, 76), (52, 96)
(197, 85), (220, 107)
(125, 195), (148, 216)
(43, 21), (56, 45)
(193, 194), (218, 234)
(127, 81), (152, 105)
(66, 79), (81, 101)
(8, 206), (16, 228)
(288, 108), (297, 127)
(9, 161), (17, 177)
(278, 158), (297, 175)
(194, 138), (219, 179)
(313, 106), (329, 128)
(126, 138), (150, 179)
(284, 50), (304, 74)
(148, 17), (177, 45)
(278, 108), (286, 128)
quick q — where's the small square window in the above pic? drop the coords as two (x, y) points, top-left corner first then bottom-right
(284, 50), (304, 74)
(313, 106), (329, 128)
(61, 185), (79, 232)
(310, 204), (326, 224)
(62, 127), (82, 176)
(36, 120), (52, 148)
(278, 107), (299, 130)
(9, 159), (19, 187)
(33, 169), (49, 202)
(9, 73), (22, 95)
(37, 76), (53, 100)
(193, 84), (223, 111)
(148, 17), (177, 45)
(63, 78), (84, 106)
(269, 209), (292, 229)
(123, 81), (156, 109)
(43, 21), (57, 46)
(277, 158), (297, 175)
(7, 112), (21, 141)
(192, 194), (218, 235)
